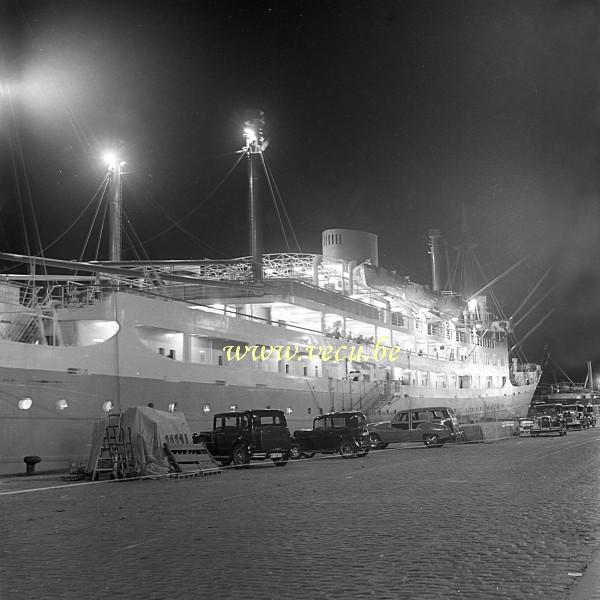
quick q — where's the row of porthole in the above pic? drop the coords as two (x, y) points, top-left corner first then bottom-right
(16, 399), (296, 415)
(16, 398), (176, 413)
(214, 404), (294, 415)
(18, 398), (69, 411)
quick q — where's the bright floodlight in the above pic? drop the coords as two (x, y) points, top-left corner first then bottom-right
(103, 151), (118, 170)
(467, 298), (478, 312)
(243, 126), (257, 144)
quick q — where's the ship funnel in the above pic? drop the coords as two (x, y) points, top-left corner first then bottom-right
(428, 228), (442, 292)
(322, 229), (378, 266)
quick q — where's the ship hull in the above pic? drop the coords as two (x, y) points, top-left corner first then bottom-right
(0, 361), (535, 474)
(0, 288), (538, 474)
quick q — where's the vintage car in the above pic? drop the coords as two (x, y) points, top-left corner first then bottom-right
(518, 418), (535, 437)
(290, 411), (371, 459)
(584, 404), (598, 428)
(522, 403), (567, 437)
(562, 404), (586, 430)
(194, 409), (291, 467)
(368, 407), (463, 448)
(530, 414), (567, 436)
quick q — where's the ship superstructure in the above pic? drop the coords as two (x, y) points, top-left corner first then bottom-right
(0, 232), (541, 473)
(0, 115), (541, 473)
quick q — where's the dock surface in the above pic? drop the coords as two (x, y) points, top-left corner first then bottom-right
(2, 430), (599, 599)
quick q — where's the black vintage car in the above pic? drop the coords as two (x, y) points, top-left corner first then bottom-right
(194, 409), (291, 467)
(289, 411), (371, 459)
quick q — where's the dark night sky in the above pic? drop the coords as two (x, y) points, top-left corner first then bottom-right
(1, 0), (600, 382)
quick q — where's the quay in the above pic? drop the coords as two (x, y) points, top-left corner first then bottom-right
(1, 429), (599, 600)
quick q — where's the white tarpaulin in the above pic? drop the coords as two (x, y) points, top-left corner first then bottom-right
(120, 407), (194, 475)
(86, 407), (194, 476)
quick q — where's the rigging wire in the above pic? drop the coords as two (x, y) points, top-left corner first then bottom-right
(122, 209), (152, 261)
(122, 172), (228, 258)
(510, 267), (552, 322)
(134, 152), (245, 252)
(259, 153), (290, 251)
(93, 193), (110, 263)
(56, 87), (100, 161)
(7, 110), (31, 258)
(261, 154), (302, 252)
(122, 226), (143, 262)
(510, 309), (555, 353)
(512, 285), (556, 329)
(6, 86), (46, 274)
(77, 175), (111, 262)
(547, 356), (575, 385)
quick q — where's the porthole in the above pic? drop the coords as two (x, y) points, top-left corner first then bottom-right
(18, 398), (33, 410)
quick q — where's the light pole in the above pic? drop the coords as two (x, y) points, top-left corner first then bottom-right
(103, 152), (125, 262)
(243, 110), (266, 282)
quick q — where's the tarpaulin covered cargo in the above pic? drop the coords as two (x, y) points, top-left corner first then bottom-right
(87, 407), (194, 476)
(121, 406), (194, 475)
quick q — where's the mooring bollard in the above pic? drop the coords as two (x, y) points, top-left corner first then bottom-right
(23, 455), (41, 475)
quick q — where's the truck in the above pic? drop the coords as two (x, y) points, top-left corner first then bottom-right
(194, 409), (291, 467)
(289, 411), (371, 459)
(529, 404), (567, 437)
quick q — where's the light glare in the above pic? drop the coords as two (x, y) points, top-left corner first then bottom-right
(243, 127), (257, 143)
(103, 152), (117, 169)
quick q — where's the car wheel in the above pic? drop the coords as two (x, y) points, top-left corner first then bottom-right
(272, 455), (288, 467)
(339, 439), (355, 458)
(232, 445), (250, 467)
(289, 443), (303, 460)
(423, 434), (441, 447)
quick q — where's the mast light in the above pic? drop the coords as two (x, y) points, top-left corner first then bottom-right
(242, 109), (266, 153)
(243, 127), (258, 144)
(103, 152), (125, 171)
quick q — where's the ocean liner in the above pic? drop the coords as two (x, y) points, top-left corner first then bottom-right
(0, 115), (541, 474)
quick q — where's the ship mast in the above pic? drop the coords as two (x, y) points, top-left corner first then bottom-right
(243, 110), (266, 282)
(428, 228), (442, 292)
(104, 152), (125, 262)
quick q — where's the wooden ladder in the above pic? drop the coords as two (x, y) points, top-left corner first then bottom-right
(91, 413), (134, 480)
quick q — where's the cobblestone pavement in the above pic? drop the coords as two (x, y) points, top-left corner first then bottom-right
(1, 429), (599, 600)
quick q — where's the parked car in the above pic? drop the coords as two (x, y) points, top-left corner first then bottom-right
(368, 407), (463, 448)
(530, 414), (567, 437)
(518, 418), (535, 437)
(290, 411), (371, 459)
(194, 409), (291, 467)
(584, 404), (597, 428)
(562, 405), (586, 430)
